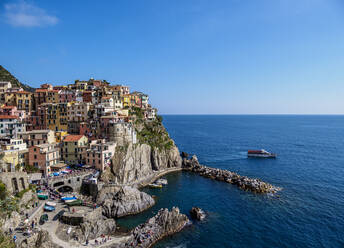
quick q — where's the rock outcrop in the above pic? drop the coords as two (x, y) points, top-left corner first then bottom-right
(80, 207), (116, 242)
(107, 143), (182, 185)
(1, 211), (21, 233)
(17, 230), (61, 248)
(183, 155), (281, 194)
(119, 207), (189, 248)
(190, 207), (206, 221)
(100, 186), (155, 218)
(57, 207), (116, 243)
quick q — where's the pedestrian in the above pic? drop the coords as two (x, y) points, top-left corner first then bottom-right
(13, 235), (17, 243)
(31, 221), (34, 229)
(86, 239), (89, 246)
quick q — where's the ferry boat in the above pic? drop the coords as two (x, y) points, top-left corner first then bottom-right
(247, 149), (276, 158)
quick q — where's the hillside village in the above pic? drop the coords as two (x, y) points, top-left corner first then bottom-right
(0, 76), (157, 176)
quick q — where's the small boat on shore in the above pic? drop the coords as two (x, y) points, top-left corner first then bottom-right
(46, 201), (57, 207)
(155, 178), (168, 185)
(248, 149), (276, 158)
(61, 196), (77, 202)
(148, 183), (163, 188)
(66, 199), (83, 206)
(44, 205), (55, 212)
(37, 194), (48, 200)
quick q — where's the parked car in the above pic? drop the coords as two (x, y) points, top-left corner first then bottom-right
(39, 214), (49, 225)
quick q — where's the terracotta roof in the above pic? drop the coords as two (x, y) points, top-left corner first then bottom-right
(63, 135), (85, 142)
(0, 115), (18, 119)
(35, 89), (48, 93)
(15, 91), (32, 94)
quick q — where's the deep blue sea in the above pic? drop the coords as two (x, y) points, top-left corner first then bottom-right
(118, 115), (344, 248)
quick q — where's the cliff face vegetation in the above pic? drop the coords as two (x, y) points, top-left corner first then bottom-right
(104, 115), (182, 185)
(0, 65), (34, 92)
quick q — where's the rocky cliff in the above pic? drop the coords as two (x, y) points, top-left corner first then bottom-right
(99, 186), (155, 218)
(103, 119), (182, 185)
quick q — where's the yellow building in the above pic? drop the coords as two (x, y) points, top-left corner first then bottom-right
(122, 94), (131, 108)
(61, 135), (88, 165)
(44, 103), (68, 132)
(15, 91), (33, 112)
(55, 131), (68, 143)
(4, 92), (16, 106)
(46, 90), (59, 104)
(1, 149), (27, 172)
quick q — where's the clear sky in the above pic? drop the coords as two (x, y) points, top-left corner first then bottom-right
(1, 0), (344, 114)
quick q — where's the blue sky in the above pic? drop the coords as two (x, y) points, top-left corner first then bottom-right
(1, 0), (344, 114)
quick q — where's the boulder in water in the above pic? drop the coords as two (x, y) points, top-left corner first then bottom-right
(190, 207), (206, 221)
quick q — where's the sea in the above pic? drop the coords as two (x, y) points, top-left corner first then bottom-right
(117, 115), (344, 248)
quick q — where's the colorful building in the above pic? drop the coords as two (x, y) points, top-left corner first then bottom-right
(84, 139), (116, 171)
(61, 135), (88, 165)
(0, 115), (25, 138)
(67, 102), (91, 122)
(18, 129), (55, 147)
(29, 143), (60, 175)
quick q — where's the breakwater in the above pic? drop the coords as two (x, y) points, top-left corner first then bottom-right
(182, 155), (281, 194)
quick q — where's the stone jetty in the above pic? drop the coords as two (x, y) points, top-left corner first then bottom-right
(119, 207), (189, 248)
(183, 155), (281, 194)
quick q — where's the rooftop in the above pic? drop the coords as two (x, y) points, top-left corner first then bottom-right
(0, 115), (18, 119)
(63, 135), (85, 142)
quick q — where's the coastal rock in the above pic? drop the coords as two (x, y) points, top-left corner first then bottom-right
(107, 143), (181, 185)
(181, 151), (189, 159)
(183, 155), (281, 194)
(190, 207), (206, 221)
(17, 230), (61, 248)
(1, 211), (21, 233)
(119, 207), (189, 248)
(100, 186), (155, 218)
(19, 191), (37, 208)
(80, 207), (116, 242)
(57, 208), (116, 243)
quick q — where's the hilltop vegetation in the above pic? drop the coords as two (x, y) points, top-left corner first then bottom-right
(134, 113), (174, 151)
(0, 65), (34, 92)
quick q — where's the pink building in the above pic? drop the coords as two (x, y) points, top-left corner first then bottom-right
(29, 143), (60, 175)
(25, 107), (46, 131)
(0, 105), (26, 121)
(84, 139), (116, 171)
(59, 90), (76, 103)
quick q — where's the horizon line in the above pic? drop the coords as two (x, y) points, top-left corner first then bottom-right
(160, 113), (344, 116)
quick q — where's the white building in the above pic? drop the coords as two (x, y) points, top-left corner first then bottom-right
(0, 81), (12, 92)
(0, 115), (25, 138)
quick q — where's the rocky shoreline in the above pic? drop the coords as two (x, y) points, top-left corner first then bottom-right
(117, 207), (189, 248)
(183, 155), (281, 194)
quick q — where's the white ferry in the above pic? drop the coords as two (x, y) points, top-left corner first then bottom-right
(247, 149), (276, 158)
